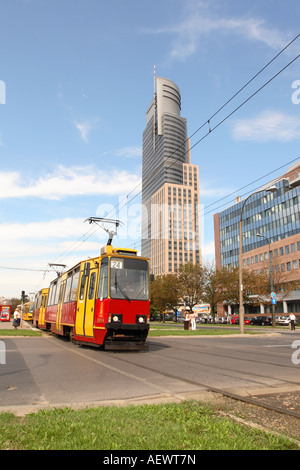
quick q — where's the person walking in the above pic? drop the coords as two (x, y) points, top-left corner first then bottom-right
(183, 311), (190, 330)
(190, 312), (197, 330)
(289, 312), (296, 331)
(12, 308), (21, 329)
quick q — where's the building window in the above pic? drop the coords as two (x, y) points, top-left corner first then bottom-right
(293, 260), (298, 269)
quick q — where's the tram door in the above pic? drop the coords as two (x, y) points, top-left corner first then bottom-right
(75, 262), (97, 337)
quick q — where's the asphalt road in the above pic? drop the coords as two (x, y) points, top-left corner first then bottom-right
(1, 328), (300, 415)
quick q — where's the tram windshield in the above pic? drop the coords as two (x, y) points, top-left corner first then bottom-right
(110, 257), (149, 301)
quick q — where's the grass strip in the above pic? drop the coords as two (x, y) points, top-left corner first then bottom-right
(0, 329), (42, 337)
(148, 328), (261, 336)
(0, 401), (297, 450)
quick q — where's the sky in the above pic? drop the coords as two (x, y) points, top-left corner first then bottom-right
(0, 0), (300, 299)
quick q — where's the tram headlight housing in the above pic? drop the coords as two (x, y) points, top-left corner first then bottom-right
(136, 315), (147, 324)
(108, 313), (123, 323)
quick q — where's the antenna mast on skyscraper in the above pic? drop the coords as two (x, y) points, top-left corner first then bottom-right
(153, 63), (156, 151)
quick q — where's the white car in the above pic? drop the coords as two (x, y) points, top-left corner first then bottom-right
(276, 316), (290, 326)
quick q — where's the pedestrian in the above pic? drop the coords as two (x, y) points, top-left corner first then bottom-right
(12, 308), (21, 329)
(184, 311), (190, 330)
(190, 312), (197, 330)
(289, 312), (296, 331)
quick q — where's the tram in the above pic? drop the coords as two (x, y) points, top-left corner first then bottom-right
(34, 244), (150, 350)
(0, 299), (12, 322)
(21, 301), (34, 321)
(33, 288), (49, 329)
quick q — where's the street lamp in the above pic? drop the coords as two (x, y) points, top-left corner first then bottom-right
(257, 233), (276, 328)
(238, 185), (277, 334)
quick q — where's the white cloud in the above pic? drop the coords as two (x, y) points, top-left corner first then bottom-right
(143, 8), (291, 61)
(74, 118), (99, 142)
(202, 240), (215, 258)
(231, 110), (300, 142)
(0, 165), (141, 200)
(112, 146), (142, 158)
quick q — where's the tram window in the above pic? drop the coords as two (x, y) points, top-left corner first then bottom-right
(42, 295), (48, 308)
(79, 274), (87, 300)
(70, 270), (80, 302)
(58, 281), (66, 303)
(110, 257), (149, 301)
(64, 274), (73, 303)
(54, 278), (61, 305)
(48, 283), (56, 306)
(98, 258), (108, 300)
(88, 272), (96, 299)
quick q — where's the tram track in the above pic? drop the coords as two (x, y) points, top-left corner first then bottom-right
(43, 332), (300, 425)
(105, 349), (300, 420)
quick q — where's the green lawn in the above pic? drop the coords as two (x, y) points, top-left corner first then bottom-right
(0, 329), (42, 336)
(0, 401), (298, 450)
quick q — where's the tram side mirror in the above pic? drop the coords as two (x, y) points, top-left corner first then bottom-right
(84, 262), (90, 277)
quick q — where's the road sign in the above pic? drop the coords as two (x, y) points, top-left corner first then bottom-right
(272, 299), (277, 305)
(271, 292), (276, 299)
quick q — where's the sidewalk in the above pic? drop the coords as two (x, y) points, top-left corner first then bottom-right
(0, 319), (31, 330)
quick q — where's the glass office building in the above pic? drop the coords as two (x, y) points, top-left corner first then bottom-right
(142, 77), (201, 275)
(214, 161), (300, 315)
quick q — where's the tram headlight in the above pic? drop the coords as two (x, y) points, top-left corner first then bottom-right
(136, 315), (147, 324)
(108, 314), (123, 323)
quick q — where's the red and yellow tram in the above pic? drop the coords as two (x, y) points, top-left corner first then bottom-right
(33, 288), (49, 328)
(0, 299), (12, 322)
(21, 301), (34, 321)
(34, 245), (150, 350)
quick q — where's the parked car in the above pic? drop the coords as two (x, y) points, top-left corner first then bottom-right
(229, 316), (239, 324)
(276, 316), (290, 326)
(177, 316), (185, 323)
(250, 316), (272, 326)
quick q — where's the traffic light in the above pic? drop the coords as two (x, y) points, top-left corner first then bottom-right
(21, 291), (26, 302)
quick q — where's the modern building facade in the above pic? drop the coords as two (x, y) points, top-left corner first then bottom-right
(142, 77), (201, 276)
(214, 161), (300, 315)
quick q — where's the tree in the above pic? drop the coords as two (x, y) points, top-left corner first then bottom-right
(176, 262), (204, 311)
(215, 266), (268, 306)
(150, 274), (181, 321)
(201, 262), (223, 323)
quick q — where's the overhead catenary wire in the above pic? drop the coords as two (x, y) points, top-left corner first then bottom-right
(112, 33), (300, 214)
(40, 35), (300, 266)
(4, 152), (298, 274)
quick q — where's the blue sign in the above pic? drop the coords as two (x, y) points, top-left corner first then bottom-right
(272, 299), (277, 304)
(271, 292), (276, 299)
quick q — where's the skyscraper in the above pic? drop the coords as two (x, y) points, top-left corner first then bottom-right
(141, 76), (201, 276)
